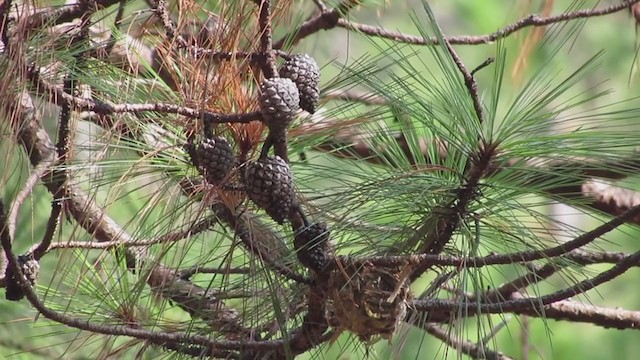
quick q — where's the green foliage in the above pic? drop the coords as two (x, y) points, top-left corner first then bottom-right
(3, 0), (640, 359)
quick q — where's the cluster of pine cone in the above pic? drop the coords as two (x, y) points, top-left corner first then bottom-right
(187, 53), (332, 272)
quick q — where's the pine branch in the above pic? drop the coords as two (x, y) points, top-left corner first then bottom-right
(511, 295), (640, 330)
(313, 123), (640, 224)
(335, 0), (640, 46)
(27, 65), (261, 123)
(424, 323), (514, 360)
(272, 0), (362, 49)
(24, 0), (120, 30)
(412, 249), (640, 315)
(4, 89), (243, 333)
(28, 216), (217, 252)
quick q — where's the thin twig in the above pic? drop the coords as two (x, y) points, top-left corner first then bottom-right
(434, 21), (486, 125)
(179, 265), (252, 279)
(30, 216), (217, 253)
(478, 263), (561, 303)
(28, 65), (260, 122)
(24, 0), (120, 30)
(0, 205), (281, 353)
(272, 0), (362, 49)
(471, 57), (495, 76)
(7, 89), (243, 331)
(150, 0), (188, 48)
(321, 89), (389, 105)
(214, 204), (312, 285)
(102, 0), (128, 56)
(6, 158), (57, 242)
(424, 323), (514, 360)
(343, 196), (640, 269)
(335, 0), (640, 46)
(412, 249), (640, 314)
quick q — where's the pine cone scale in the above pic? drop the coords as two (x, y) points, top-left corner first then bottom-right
(244, 156), (294, 224)
(279, 54), (320, 114)
(259, 78), (300, 131)
(188, 136), (236, 184)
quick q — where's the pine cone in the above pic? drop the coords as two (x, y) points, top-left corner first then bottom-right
(279, 54), (320, 114)
(5, 255), (39, 301)
(259, 78), (300, 131)
(294, 222), (333, 271)
(187, 136), (236, 184)
(244, 155), (294, 224)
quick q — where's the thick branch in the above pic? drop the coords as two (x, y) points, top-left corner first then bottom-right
(512, 295), (640, 330)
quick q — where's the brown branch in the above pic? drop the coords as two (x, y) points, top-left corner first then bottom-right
(213, 204), (312, 285)
(27, 65), (261, 122)
(478, 263), (561, 303)
(268, 277), (331, 358)
(424, 323), (514, 360)
(32, 0), (94, 260)
(1, 156), (56, 285)
(409, 142), (499, 281)
(0, 206), (276, 354)
(580, 179), (640, 219)
(24, 0), (120, 30)
(6, 89), (242, 332)
(563, 250), (636, 265)
(335, 0), (640, 46)
(29, 216), (217, 253)
(5, 157), (57, 242)
(512, 295), (640, 330)
(343, 198), (640, 269)
(321, 89), (388, 105)
(412, 249), (640, 315)
(256, 0), (278, 78)
(272, 0), (362, 50)
(430, 11), (486, 126)
(179, 265), (252, 279)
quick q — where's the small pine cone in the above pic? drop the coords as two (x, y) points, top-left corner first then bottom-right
(259, 78), (300, 131)
(294, 222), (333, 271)
(279, 54), (320, 114)
(19, 255), (39, 286)
(189, 136), (236, 184)
(5, 255), (39, 301)
(244, 155), (294, 224)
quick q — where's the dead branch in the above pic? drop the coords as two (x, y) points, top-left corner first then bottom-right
(424, 323), (514, 360)
(5, 89), (242, 332)
(335, 0), (640, 46)
(511, 295), (640, 330)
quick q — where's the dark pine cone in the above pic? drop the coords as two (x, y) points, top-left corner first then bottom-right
(187, 136), (236, 184)
(294, 222), (332, 272)
(259, 77), (300, 131)
(244, 155), (294, 224)
(5, 254), (40, 301)
(279, 54), (320, 114)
